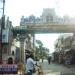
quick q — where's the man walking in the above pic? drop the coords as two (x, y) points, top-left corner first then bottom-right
(48, 56), (51, 64)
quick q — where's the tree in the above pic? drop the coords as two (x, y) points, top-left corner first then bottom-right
(35, 40), (49, 62)
(36, 40), (43, 47)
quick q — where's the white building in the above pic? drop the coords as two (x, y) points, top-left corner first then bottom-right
(41, 8), (56, 23)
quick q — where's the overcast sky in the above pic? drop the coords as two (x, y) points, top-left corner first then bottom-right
(0, 0), (74, 53)
(35, 34), (60, 53)
(35, 33), (73, 53)
(0, 0), (74, 26)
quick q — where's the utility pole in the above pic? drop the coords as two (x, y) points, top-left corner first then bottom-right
(2, 0), (5, 29)
(3, 0), (5, 16)
(0, 0), (5, 61)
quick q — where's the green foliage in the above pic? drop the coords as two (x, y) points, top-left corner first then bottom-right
(35, 40), (49, 59)
(36, 40), (43, 47)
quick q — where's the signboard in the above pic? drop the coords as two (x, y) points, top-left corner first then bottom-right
(0, 64), (17, 74)
(2, 29), (9, 43)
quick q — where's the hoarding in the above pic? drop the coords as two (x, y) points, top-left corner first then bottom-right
(0, 64), (17, 74)
(2, 29), (9, 43)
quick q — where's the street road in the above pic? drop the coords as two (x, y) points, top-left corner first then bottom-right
(40, 60), (75, 75)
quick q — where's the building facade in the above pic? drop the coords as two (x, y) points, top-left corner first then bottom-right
(1, 17), (13, 64)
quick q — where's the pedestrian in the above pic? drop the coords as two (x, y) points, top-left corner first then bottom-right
(25, 54), (36, 75)
(48, 56), (51, 64)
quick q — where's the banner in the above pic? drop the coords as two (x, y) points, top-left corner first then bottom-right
(2, 29), (9, 43)
(0, 64), (17, 74)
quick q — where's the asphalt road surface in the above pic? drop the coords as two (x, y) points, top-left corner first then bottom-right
(40, 60), (75, 75)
